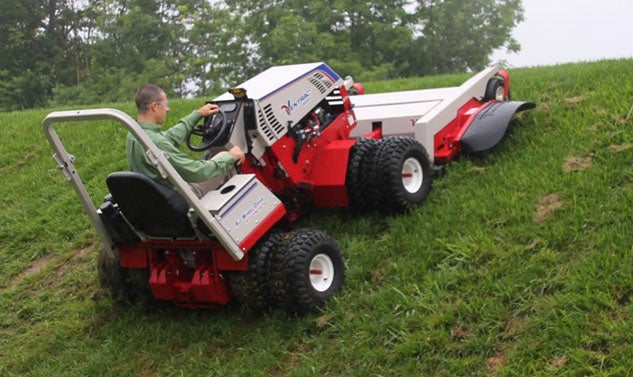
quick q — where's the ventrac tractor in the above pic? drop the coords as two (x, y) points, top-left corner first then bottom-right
(43, 62), (533, 312)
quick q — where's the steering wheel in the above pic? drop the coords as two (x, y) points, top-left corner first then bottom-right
(186, 109), (229, 151)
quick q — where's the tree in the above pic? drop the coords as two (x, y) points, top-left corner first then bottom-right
(0, 0), (89, 111)
(222, 0), (524, 81)
(54, 0), (209, 105)
(409, 0), (524, 75)
(185, 2), (256, 96)
(0, 0), (525, 110)
(326, 0), (414, 79)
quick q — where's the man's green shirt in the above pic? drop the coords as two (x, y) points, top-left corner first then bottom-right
(126, 110), (234, 188)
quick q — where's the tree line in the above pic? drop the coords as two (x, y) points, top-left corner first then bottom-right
(0, 0), (524, 112)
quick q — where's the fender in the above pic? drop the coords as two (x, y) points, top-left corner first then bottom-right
(460, 101), (536, 153)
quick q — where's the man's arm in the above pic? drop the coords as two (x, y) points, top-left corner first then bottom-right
(163, 111), (202, 147)
(165, 145), (236, 183)
(163, 103), (220, 147)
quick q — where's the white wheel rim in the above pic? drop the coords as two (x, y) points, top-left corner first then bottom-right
(401, 157), (424, 194)
(495, 85), (505, 101)
(309, 253), (335, 292)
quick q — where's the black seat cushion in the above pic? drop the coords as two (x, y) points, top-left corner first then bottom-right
(105, 172), (195, 238)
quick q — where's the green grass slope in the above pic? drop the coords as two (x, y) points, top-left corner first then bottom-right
(2, 59), (633, 376)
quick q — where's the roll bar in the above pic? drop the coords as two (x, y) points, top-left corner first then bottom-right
(42, 108), (244, 261)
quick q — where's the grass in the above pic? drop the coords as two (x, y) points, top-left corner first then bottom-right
(2, 59), (633, 376)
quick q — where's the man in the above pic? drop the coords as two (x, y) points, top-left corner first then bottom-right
(127, 84), (245, 197)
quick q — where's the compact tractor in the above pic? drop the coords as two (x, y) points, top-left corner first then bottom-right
(43, 62), (533, 311)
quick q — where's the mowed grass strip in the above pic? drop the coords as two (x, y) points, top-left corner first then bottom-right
(1, 59), (633, 376)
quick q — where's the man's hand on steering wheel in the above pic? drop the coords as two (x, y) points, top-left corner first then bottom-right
(198, 103), (220, 117)
(186, 102), (229, 151)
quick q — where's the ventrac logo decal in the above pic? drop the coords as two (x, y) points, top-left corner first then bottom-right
(281, 90), (312, 116)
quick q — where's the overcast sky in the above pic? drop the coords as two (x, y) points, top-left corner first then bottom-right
(491, 0), (633, 67)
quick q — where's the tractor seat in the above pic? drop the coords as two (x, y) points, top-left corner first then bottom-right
(105, 172), (196, 239)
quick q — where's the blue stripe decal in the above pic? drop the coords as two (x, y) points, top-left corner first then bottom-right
(260, 63), (341, 101)
(317, 63), (341, 83)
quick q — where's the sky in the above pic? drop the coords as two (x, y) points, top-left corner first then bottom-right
(491, 0), (633, 68)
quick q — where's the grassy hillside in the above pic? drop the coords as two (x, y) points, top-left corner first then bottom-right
(2, 59), (633, 376)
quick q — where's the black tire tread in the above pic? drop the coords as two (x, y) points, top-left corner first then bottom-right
(97, 246), (133, 303)
(97, 246), (154, 305)
(227, 229), (284, 311)
(372, 136), (432, 214)
(346, 138), (380, 212)
(275, 230), (345, 314)
(484, 77), (505, 102)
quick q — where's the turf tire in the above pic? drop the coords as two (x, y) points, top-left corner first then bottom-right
(371, 136), (432, 214)
(275, 230), (345, 314)
(97, 247), (155, 306)
(227, 229), (284, 311)
(97, 246), (132, 303)
(346, 138), (380, 212)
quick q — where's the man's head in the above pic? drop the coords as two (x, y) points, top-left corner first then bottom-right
(135, 84), (170, 124)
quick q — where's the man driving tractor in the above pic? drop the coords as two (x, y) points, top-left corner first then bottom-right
(127, 84), (245, 197)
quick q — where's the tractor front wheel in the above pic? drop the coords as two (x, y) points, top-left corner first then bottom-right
(346, 137), (379, 212)
(371, 136), (432, 214)
(276, 230), (345, 313)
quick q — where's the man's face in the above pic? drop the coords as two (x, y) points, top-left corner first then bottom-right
(152, 92), (170, 124)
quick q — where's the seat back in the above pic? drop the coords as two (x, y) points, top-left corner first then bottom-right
(105, 172), (195, 238)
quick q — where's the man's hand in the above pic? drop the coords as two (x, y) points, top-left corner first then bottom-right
(228, 146), (246, 165)
(198, 103), (220, 117)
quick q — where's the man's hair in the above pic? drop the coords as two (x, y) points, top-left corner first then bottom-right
(135, 84), (164, 113)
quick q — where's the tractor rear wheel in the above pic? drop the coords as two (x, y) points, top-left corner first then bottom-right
(97, 246), (131, 303)
(97, 247), (155, 306)
(227, 229), (284, 311)
(371, 136), (432, 214)
(346, 138), (380, 212)
(275, 230), (345, 313)
(126, 268), (154, 306)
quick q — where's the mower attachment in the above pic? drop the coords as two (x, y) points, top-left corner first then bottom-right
(461, 100), (536, 153)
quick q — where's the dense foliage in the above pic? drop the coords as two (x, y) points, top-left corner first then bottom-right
(0, 0), (524, 111)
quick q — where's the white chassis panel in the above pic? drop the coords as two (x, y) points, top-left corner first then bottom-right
(350, 66), (501, 164)
(215, 62), (343, 148)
